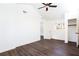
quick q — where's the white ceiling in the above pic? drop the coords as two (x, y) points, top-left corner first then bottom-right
(20, 0), (79, 20)
(32, 2), (65, 20)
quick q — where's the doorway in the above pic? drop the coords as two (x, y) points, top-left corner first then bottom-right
(68, 18), (78, 47)
(68, 18), (77, 42)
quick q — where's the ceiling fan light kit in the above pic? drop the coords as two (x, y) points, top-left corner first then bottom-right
(46, 7), (48, 11)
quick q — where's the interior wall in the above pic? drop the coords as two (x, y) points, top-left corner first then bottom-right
(43, 20), (65, 40)
(0, 4), (16, 53)
(0, 4), (41, 53)
(64, 0), (79, 43)
(64, 0), (78, 19)
(16, 4), (41, 46)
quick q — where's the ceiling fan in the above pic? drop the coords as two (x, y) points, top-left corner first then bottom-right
(38, 3), (57, 11)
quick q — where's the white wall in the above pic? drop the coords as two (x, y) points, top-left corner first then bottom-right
(64, 0), (79, 43)
(42, 20), (65, 40)
(64, 0), (78, 19)
(0, 4), (16, 53)
(16, 4), (41, 46)
(0, 4), (41, 53)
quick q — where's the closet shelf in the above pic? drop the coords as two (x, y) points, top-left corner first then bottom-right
(68, 24), (76, 26)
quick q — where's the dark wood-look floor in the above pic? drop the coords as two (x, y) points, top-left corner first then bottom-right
(0, 39), (79, 56)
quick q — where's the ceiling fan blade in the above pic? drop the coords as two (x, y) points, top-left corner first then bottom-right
(49, 5), (57, 7)
(48, 3), (52, 5)
(42, 3), (52, 6)
(42, 3), (47, 5)
(38, 6), (46, 9)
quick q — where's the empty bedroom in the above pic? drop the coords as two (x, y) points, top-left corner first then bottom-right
(0, 0), (79, 56)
